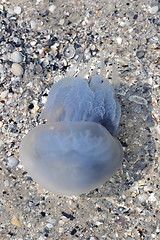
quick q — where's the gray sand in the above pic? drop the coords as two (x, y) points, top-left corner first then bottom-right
(0, 0), (160, 239)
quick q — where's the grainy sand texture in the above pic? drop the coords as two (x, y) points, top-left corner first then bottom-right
(0, 0), (160, 239)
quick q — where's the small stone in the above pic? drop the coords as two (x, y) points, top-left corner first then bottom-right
(36, 0), (42, 5)
(47, 218), (57, 225)
(42, 59), (49, 68)
(30, 20), (37, 30)
(35, 64), (42, 74)
(133, 14), (138, 19)
(4, 180), (9, 187)
(116, 37), (122, 44)
(49, 5), (56, 13)
(30, 40), (37, 46)
(13, 37), (21, 45)
(11, 51), (23, 63)
(0, 64), (4, 72)
(14, 6), (22, 15)
(144, 185), (152, 192)
(0, 103), (3, 109)
(7, 156), (19, 168)
(148, 193), (157, 202)
(138, 179), (146, 186)
(150, 6), (159, 14)
(11, 63), (23, 76)
(138, 193), (147, 202)
(46, 223), (53, 229)
(59, 227), (65, 233)
(11, 216), (21, 227)
(0, 5), (4, 11)
(0, 90), (8, 99)
(59, 19), (65, 25)
(90, 45), (95, 51)
(136, 50), (146, 59)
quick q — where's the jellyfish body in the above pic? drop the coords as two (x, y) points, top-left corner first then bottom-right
(20, 122), (123, 195)
(20, 60), (123, 195)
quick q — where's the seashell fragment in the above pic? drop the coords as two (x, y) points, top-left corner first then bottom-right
(129, 95), (147, 105)
(63, 45), (75, 59)
(11, 216), (21, 227)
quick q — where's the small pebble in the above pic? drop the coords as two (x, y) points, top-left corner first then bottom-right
(11, 51), (23, 63)
(13, 37), (21, 45)
(30, 40), (37, 46)
(47, 218), (57, 224)
(0, 64), (4, 72)
(149, 6), (159, 14)
(36, 0), (42, 5)
(14, 6), (22, 15)
(45, 223), (53, 229)
(133, 14), (138, 19)
(4, 180), (9, 187)
(59, 18), (65, 25)
(148, 193), (157, 202)
(0, 5), (4, 11)
(11, 63), (23, 76)
(7, 156), (19, 168)
(0, 90), (8, 98)
(35, 64), (42, 74)
(49, 5), (56, 13)
(30, 20), (37, 30)
(91, 45), (95, 51)
(136, 50), (146, 59)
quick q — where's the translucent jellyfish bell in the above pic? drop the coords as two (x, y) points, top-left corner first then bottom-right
(20, 122), (123, 195)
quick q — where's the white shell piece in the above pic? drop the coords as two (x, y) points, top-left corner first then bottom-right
(129, 95), (147, 105)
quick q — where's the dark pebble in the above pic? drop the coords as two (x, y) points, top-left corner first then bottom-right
(8, 232), (16, 237)
(133, 14), (138, 19)
(121, 141), (128, 147)
(41, 211), (46, 217)
(97, 207), (103, 212)
(61, 211), (75, 221)
(136, 50), (146, 59)
(28, 103), (34, 110)
(71, 228), (77, 235)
